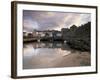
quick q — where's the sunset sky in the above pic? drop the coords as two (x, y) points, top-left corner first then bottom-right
(23, 10), (91, 32)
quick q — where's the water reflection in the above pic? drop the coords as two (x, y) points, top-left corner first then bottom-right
(23, 42), (91, 69)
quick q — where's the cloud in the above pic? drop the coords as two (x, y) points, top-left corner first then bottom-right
(23, 10), (91, 32)
(23, 19), (39, 32)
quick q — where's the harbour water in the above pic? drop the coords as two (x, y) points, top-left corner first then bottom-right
(23, 42), (91, 69)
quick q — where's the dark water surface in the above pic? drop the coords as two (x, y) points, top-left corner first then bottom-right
(23, 42), (91, 69)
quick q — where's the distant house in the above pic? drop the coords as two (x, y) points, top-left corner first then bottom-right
(44, 31), (53, 38)
(23, 31), (33, 38)
(56, 32), (62, 37)
(27, 32), (33, 38)
(53, 30), (62, 40)
(23, 31), (28, 37)
(33, 31), (44, 38)
(32, 31), (38, 38)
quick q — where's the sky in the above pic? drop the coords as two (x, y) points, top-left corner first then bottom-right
(23, 10), (91, 32)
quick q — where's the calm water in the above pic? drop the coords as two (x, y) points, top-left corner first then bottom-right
(23, 42), (91, 69)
